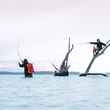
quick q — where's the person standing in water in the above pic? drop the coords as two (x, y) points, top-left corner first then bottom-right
(90, 39), (106, 55)
(18, 59), (34, 77)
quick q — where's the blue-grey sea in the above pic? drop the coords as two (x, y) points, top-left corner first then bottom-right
(0, 72), (110, 110)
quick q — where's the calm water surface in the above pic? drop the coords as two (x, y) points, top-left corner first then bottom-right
(0, 73), (110, 110)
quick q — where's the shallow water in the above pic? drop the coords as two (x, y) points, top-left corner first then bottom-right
(0, 73), (110, 110)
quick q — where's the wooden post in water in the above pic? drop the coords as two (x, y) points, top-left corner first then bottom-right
(52, 37), (74, 76)
(85, 54), (98, 73)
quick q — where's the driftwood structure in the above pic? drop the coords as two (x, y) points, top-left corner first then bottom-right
(52, 37), (74, 76)
(80, 40), (110, 77)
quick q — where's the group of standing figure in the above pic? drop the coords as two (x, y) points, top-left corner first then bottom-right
(18, 38), (106, 77)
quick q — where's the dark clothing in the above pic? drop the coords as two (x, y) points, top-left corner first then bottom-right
(90, 41), (106, 51)
(19, 59), (32, 77)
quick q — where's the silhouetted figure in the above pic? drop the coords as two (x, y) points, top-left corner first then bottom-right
(90, 39), (106, 55)
(80, 39), (110, 76)
(18, 59), (34, 77)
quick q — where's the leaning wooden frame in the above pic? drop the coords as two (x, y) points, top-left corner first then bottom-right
(80, 40), (110, 77)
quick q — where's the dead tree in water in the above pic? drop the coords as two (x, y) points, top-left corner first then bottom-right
(52, 37), (74, 73)
(85, 40), (110, 73)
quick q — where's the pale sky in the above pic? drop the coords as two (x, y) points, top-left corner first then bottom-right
(0, 0), (110, 72)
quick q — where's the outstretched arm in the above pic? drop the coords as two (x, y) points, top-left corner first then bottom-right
(89, 42), (98, 45)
